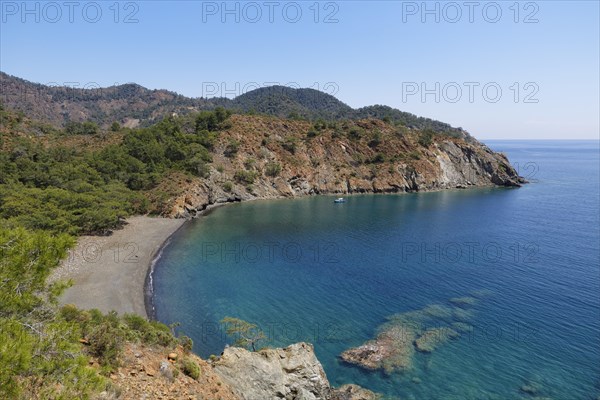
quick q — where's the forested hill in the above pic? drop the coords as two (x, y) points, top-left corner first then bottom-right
(1, 72), (468, 139)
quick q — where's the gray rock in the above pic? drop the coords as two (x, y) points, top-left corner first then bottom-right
(213, 343), (330, 400)
(213, 342), (377, 400)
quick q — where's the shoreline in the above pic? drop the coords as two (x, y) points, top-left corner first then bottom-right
(55, 186), (518, 320)
(52, 216), (185, 317)
(144, 202), (230, 319)
(144, 234), (176, 320)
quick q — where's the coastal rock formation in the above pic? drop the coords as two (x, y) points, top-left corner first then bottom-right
(163, 116), (525, 218)
(340, 325), (416, 373)
(212, 342), (377, 400)
(414, 327), (460, 353)
(330, 384), (380, 400)
(341, 296), (483, 374)
(107, 343), (239, 400)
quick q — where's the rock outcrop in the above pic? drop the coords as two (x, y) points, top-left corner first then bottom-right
(340, 324), (416, 374)
(340, 296), (483, 374)
(212, 342), (378, 400)
(161, 116), (525, 218)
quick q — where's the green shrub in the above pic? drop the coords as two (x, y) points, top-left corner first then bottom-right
(306, 129), (319, 138)
(313, 119), (327, 130)
(244, 157), (256, 170)
(418, 130), (434, 147)
(179, 336), (194, 353)
(234, 170), (258, 184)
(64, 121), (99, 135)
(368, 131), (382, 148)
(370, 153), (386, 164)
(282, 137), (298, 154)
(88, 318), (125, 368)
(182, 357), (201, 380)
(264, 162), (282, 177)
(224, 140), (240, 158)
(348, 127), (363, 140)
(223, 181), (233, 192)
(195, 107), (231, 132)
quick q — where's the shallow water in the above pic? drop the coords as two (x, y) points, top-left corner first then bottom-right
(153, 140), (600, 399)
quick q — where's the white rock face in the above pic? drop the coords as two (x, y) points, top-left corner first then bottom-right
(213, 343), (330, 400)
(212, 343), (378, 400)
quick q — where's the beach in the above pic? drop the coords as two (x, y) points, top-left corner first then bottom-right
(52, 216), (184, 317)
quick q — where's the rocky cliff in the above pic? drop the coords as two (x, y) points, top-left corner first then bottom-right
(212, 343), (378, 400)
(159, 115), (524, 218)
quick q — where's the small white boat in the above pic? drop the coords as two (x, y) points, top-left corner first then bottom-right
(334, 197), (346, 203)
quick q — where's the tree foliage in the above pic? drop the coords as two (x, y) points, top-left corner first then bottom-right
(0, 108), (232, 234)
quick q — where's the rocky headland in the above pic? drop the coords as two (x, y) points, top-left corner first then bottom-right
(149, 115), (525, 219)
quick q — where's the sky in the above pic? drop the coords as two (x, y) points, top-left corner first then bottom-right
(1, 0), (599, 139)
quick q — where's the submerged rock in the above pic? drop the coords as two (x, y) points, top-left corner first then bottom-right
(414, 328), (460, 353)
(330, 384), (380, 400)
(449, 296), (478, 307)
(340, 324), (416, 373)
(451, 322), (474, 333)
(340, 296), (484, 374)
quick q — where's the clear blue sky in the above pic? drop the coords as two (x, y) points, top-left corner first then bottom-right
(1, 1), (598, 139)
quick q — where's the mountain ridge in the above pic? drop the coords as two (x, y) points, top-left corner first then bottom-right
(1, 72), (468, 139)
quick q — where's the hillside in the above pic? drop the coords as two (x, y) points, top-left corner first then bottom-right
(1, 72), (468, 138)
(1, 105), (523, 232)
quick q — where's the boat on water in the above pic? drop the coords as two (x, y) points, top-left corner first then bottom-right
(334, 197), (346, 203)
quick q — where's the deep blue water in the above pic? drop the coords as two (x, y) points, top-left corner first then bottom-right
(153, 141), (600, 399)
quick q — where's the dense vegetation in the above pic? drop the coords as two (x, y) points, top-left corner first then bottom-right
(0, 106), (231, 235)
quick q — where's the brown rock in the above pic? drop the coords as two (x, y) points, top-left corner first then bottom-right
(340, 324), (416, 373)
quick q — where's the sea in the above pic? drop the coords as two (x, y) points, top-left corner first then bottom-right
(152, 140), (600, 399)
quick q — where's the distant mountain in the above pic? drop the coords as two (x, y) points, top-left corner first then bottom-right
(0, 72), (468, 138)
(228, 85), (354, 120)
(0, 72), (213, 128)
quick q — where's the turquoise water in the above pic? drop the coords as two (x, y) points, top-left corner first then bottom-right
(153, 141), (600, 399)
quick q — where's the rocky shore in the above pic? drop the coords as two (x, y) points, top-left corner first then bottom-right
(212, 343), (379, 400)
(149, 116), (525, 219)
